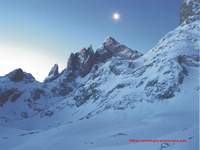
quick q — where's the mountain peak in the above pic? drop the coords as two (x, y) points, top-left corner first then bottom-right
(67, 46), (95, 77)
(6, 68), (35, 82)
(44, 64), (59, 82)
(98, 36), (143, 60)
(180, 0), (200, 24)
(104, 36), (119, 46)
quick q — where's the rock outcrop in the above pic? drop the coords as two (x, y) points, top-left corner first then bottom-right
(67, 46), (95, 77)
(180, 0), (200, 24)
(7, 68), (35, 82)
(95, 37), (142, 62)
(44, 64), (59, 82)
(67, 37), (142, 78)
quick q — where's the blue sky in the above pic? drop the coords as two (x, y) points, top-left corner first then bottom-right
(0, 0), (182, 81)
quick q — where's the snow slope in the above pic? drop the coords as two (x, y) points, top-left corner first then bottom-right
(0, 70), (198, 149)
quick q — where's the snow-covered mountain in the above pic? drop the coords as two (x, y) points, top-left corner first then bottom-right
(0, 0), (199, 149)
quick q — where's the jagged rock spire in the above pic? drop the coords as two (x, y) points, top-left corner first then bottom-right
(44, 64), (59, 82)
(67, 46), (95, 77)
(180, 0), (200, 24)
(65, 37), (143, 78)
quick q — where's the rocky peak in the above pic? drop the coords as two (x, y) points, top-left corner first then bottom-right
(79, 46), (94, 62)
(44, 64), (59, 82)
(103, 36), (119, 47)
(7, 68), (35, 82)
(67, 53), (80, 72)
(102, 36), (120, 51)
(67, 46), (95, 77)
(180, 0), (200, 24)
(95, 36), (142, 61)
(66, 37), (142, 78)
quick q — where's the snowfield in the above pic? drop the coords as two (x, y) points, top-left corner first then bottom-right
(0, 64), (199, 150)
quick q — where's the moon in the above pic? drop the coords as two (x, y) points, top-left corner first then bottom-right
(112, 12), (120, 21)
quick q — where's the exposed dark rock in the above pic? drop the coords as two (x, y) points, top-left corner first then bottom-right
(0, 88), (22, 106)
(9, 69), (24, 81)
(74, 89), (93, 107)
(31, 88), (45, 101)
(67, 53), (80, 73)
(178, 71), (185, 84)
(109, 64), (121, 75)
(65, 38), (142, 79)
(146, 79), (158, 88)
(180, 0), (200, 24)
(44, 64), (59, 82)
(177, 55), (199, 67)
(44, 111), (54, 117)
(115, 83), (127, 89)
(145, 79), (176, 99)
(21, 112), (28, 118)
(95, 37), (142, 63)
(51, 86), (73, 97)
(158, 87), (175, 99)
(136, 78), (146, 88)
(7, 68), (35, 82)
(94, 48), (112, 63)
(10, 90), (22, 102)
(106, 83), (129, 96)
(132, 64), (152, 77)
(60, 69), (77, 82)
(67, 46), (95, 77)
(79, 47), (95, 77)
(75, 83), (99, 107)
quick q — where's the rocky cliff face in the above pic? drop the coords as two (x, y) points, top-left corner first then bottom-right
(7, 68), (35, 83)
(95, 37), (142, 63)
(44, 64), (59, 82)
(67, 46), (95, 77)
(66, 38), (142, 78)
(180, 0), (200, 24)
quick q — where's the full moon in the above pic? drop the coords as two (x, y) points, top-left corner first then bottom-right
(112, 12), (120, 21)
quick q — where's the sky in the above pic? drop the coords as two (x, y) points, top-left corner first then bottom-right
(0, 0), (182, 81)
